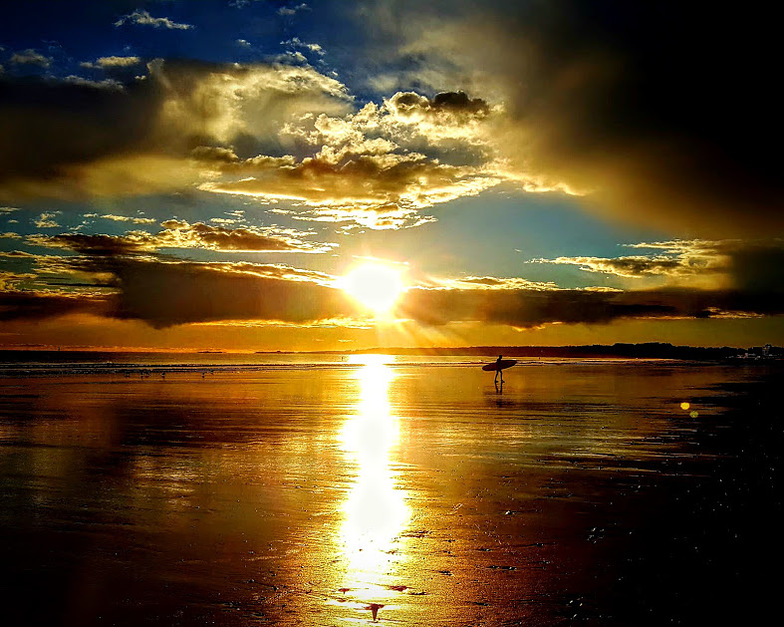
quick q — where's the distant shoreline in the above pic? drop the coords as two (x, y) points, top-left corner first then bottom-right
(263, 342), (780, 361)
(0, 342), (780, 362)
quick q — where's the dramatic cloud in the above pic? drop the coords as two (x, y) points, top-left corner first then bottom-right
(363, 0), (783, 235)
(432, 275), (556, 290)
(386, 91), (490, 132)
(545, 256), (696, 279)
(0, 48), (516, 229)
(0, 54), (511, 229)
(114, 9), (193, 30)
(2, 256), (349, 328)
(1, 1), (780, 241)
(199, 91), (505, 227)
(28, 233), (149, 256)
(0, 59), (353, 202)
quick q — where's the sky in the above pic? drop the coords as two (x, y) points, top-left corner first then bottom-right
(0, 0), (782, 351)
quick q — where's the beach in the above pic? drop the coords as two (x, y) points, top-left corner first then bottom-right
(1, 356), (781, 625)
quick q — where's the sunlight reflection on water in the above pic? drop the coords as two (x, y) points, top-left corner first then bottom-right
(338, 355), (410, 612)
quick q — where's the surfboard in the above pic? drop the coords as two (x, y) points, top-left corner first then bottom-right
(482, 359), (517, 372)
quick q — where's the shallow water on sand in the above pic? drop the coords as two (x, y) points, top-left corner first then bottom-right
(1, 358), (781, 625)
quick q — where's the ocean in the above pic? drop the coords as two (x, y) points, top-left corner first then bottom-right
(0, 355), (781, 625)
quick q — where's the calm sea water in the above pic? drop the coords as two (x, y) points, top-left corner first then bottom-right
(0, 356), (781, 625)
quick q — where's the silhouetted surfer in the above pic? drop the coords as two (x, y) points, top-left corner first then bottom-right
(482, 355), (516, 392)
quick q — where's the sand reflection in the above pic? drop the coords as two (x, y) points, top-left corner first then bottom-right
(338, 355), (410, 607)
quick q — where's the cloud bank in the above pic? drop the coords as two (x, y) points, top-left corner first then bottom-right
(3, 238), (782, 329)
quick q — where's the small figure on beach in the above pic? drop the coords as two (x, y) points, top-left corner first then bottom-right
(482, 355), (518, 392)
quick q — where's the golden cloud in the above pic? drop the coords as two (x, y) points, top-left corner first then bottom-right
(202, 152), (500, 228)
(28, 220), (336, 254)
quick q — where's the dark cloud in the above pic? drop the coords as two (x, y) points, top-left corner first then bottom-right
(0, 290), (111, 321)
(400, 287), (661, 327)
(625, 240), (784, 291)
(388, 91), (489, 119)
(452, 276), (511, 287)
(542, 251), (719, 281)
(0, 72), (160, 189)
(106, 259), (352, 328)
(373, 0), (783, 236)
(431, 91), (488, 114)
(0, 251), (354, 327)
(722, 243), (784, 295)
(399, 284), (784, 329)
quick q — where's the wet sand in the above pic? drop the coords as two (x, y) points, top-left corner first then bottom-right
(0, 358), (781, 625)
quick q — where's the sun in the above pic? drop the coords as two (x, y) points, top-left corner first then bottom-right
(342, 262), (405, 316)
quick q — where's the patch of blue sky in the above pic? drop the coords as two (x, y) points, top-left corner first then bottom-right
(0, 1), (314, 73)
(334, 189), (669, 287)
